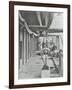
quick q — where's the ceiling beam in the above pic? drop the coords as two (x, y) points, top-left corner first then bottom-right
(19, 22), (46, 27)
(19, 22), (63, 33)
(36, 12), (42, 26)
(45, 14), (48, 27)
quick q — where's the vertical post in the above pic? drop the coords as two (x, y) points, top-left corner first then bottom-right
(22, 30), (24, 65)
(19, 29), (20, 69)
(27, 32), (29, 61)
(56, 36), (59, 49)
(23, 29), (27, 64)
(28, 34), (30, 59)
(26, 30), (27, 63)
(19, 29), (23, 70)
(29, 34), (31, 58)
(23, 28), (25, 65)
(59, 55), (63, 76)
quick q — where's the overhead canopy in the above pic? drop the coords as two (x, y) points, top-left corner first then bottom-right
(49, 13), (63, 29)
(19, 11), (63, 34)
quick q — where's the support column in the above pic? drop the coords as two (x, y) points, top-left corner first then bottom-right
(25, 30), (27, 63)
(27, 32), (29, 61)
(19, 29), (23, 70)
(56, 36), (59, 49)
(24, 29), (26, 64)
(29, 34), (30, 58)
(22, 29), (24, 65)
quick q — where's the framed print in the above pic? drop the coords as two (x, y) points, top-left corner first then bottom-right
(9, 1), (70, 89)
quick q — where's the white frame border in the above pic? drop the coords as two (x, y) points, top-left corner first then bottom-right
(14, 5), (68, 85)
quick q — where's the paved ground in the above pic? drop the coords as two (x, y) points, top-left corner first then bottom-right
(18, 55), (62, 79)
(19, 56), (43, 79)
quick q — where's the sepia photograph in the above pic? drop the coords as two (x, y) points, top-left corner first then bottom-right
(9, 1), (70, 88)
